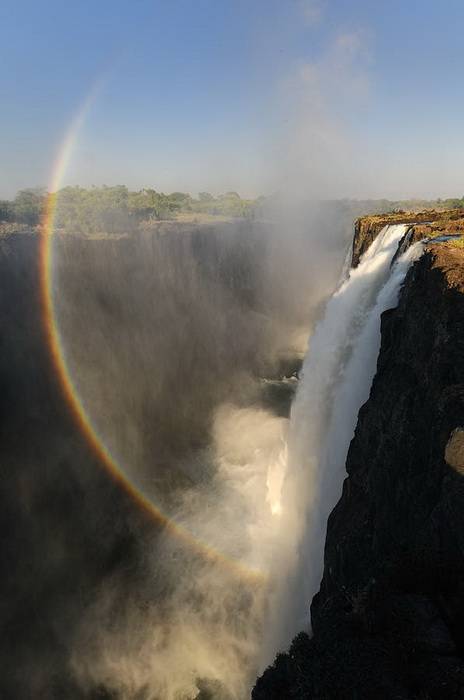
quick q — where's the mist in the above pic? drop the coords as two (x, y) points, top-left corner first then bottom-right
(41, 205), (352, 699)
(38, 198), (426, 700)
(2, 196), (422, 698)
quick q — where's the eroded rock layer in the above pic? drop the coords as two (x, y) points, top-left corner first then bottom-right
(352, 209), (464, 267)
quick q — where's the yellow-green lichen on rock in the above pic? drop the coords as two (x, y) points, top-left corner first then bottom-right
(445, 427), (464, 474)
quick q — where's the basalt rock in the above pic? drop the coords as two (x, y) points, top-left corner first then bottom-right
(254, 245), (464, 699)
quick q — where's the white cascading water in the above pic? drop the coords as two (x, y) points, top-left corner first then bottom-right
(262, 224), (423, 661)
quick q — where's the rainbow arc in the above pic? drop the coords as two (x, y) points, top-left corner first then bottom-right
(39, 89), (265, 583)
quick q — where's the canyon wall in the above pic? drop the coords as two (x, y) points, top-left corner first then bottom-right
(254, 228), (464, 699)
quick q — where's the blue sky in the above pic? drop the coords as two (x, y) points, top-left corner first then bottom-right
(2, 0), (464, 199)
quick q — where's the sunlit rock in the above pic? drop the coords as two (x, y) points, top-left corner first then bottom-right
(445, 427), (464, 474)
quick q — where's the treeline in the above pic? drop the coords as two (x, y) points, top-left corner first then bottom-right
(335, 196), (464, 216)
(390, 196), (464, 212)
(0, 186), (263, 234)
(2, 186), (464, 236)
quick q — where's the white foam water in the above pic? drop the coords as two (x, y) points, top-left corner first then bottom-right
(262, 224), (422, 660)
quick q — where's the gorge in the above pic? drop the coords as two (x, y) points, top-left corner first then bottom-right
(1, 206), (463, 699)
(0, 209), (349, 699)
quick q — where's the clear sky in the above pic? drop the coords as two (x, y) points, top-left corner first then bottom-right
(2, 0), (464, 199)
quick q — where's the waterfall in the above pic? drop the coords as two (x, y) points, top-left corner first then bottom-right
(264, 224), (423, 658)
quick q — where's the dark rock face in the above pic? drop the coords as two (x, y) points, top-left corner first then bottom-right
(254, 246), (464, 699)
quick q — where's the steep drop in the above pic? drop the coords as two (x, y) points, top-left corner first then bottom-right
(255, 240), (464, 699)
(262, 224), (422, 660)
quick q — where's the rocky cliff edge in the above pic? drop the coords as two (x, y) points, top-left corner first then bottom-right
(352, 208), (464, 267)
(254, 226), (464, 699)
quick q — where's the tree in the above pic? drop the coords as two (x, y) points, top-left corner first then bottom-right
(0, 200), (13, 222)
(166, 192), (192, 213)
(13, 188), (46, 225)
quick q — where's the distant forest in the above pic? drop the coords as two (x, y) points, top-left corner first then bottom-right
(2, 185), (464, 235)
(0, 186), (262, 234)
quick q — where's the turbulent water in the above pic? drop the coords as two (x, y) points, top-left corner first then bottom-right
(264, 224), (423, 657)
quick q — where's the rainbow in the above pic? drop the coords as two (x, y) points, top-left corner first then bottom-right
(39, 91), (265, 583)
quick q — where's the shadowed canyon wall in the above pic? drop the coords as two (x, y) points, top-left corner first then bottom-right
(254, 233), (464, 699)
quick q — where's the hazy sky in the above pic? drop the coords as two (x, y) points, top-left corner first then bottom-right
(2, 0), (464, 199)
